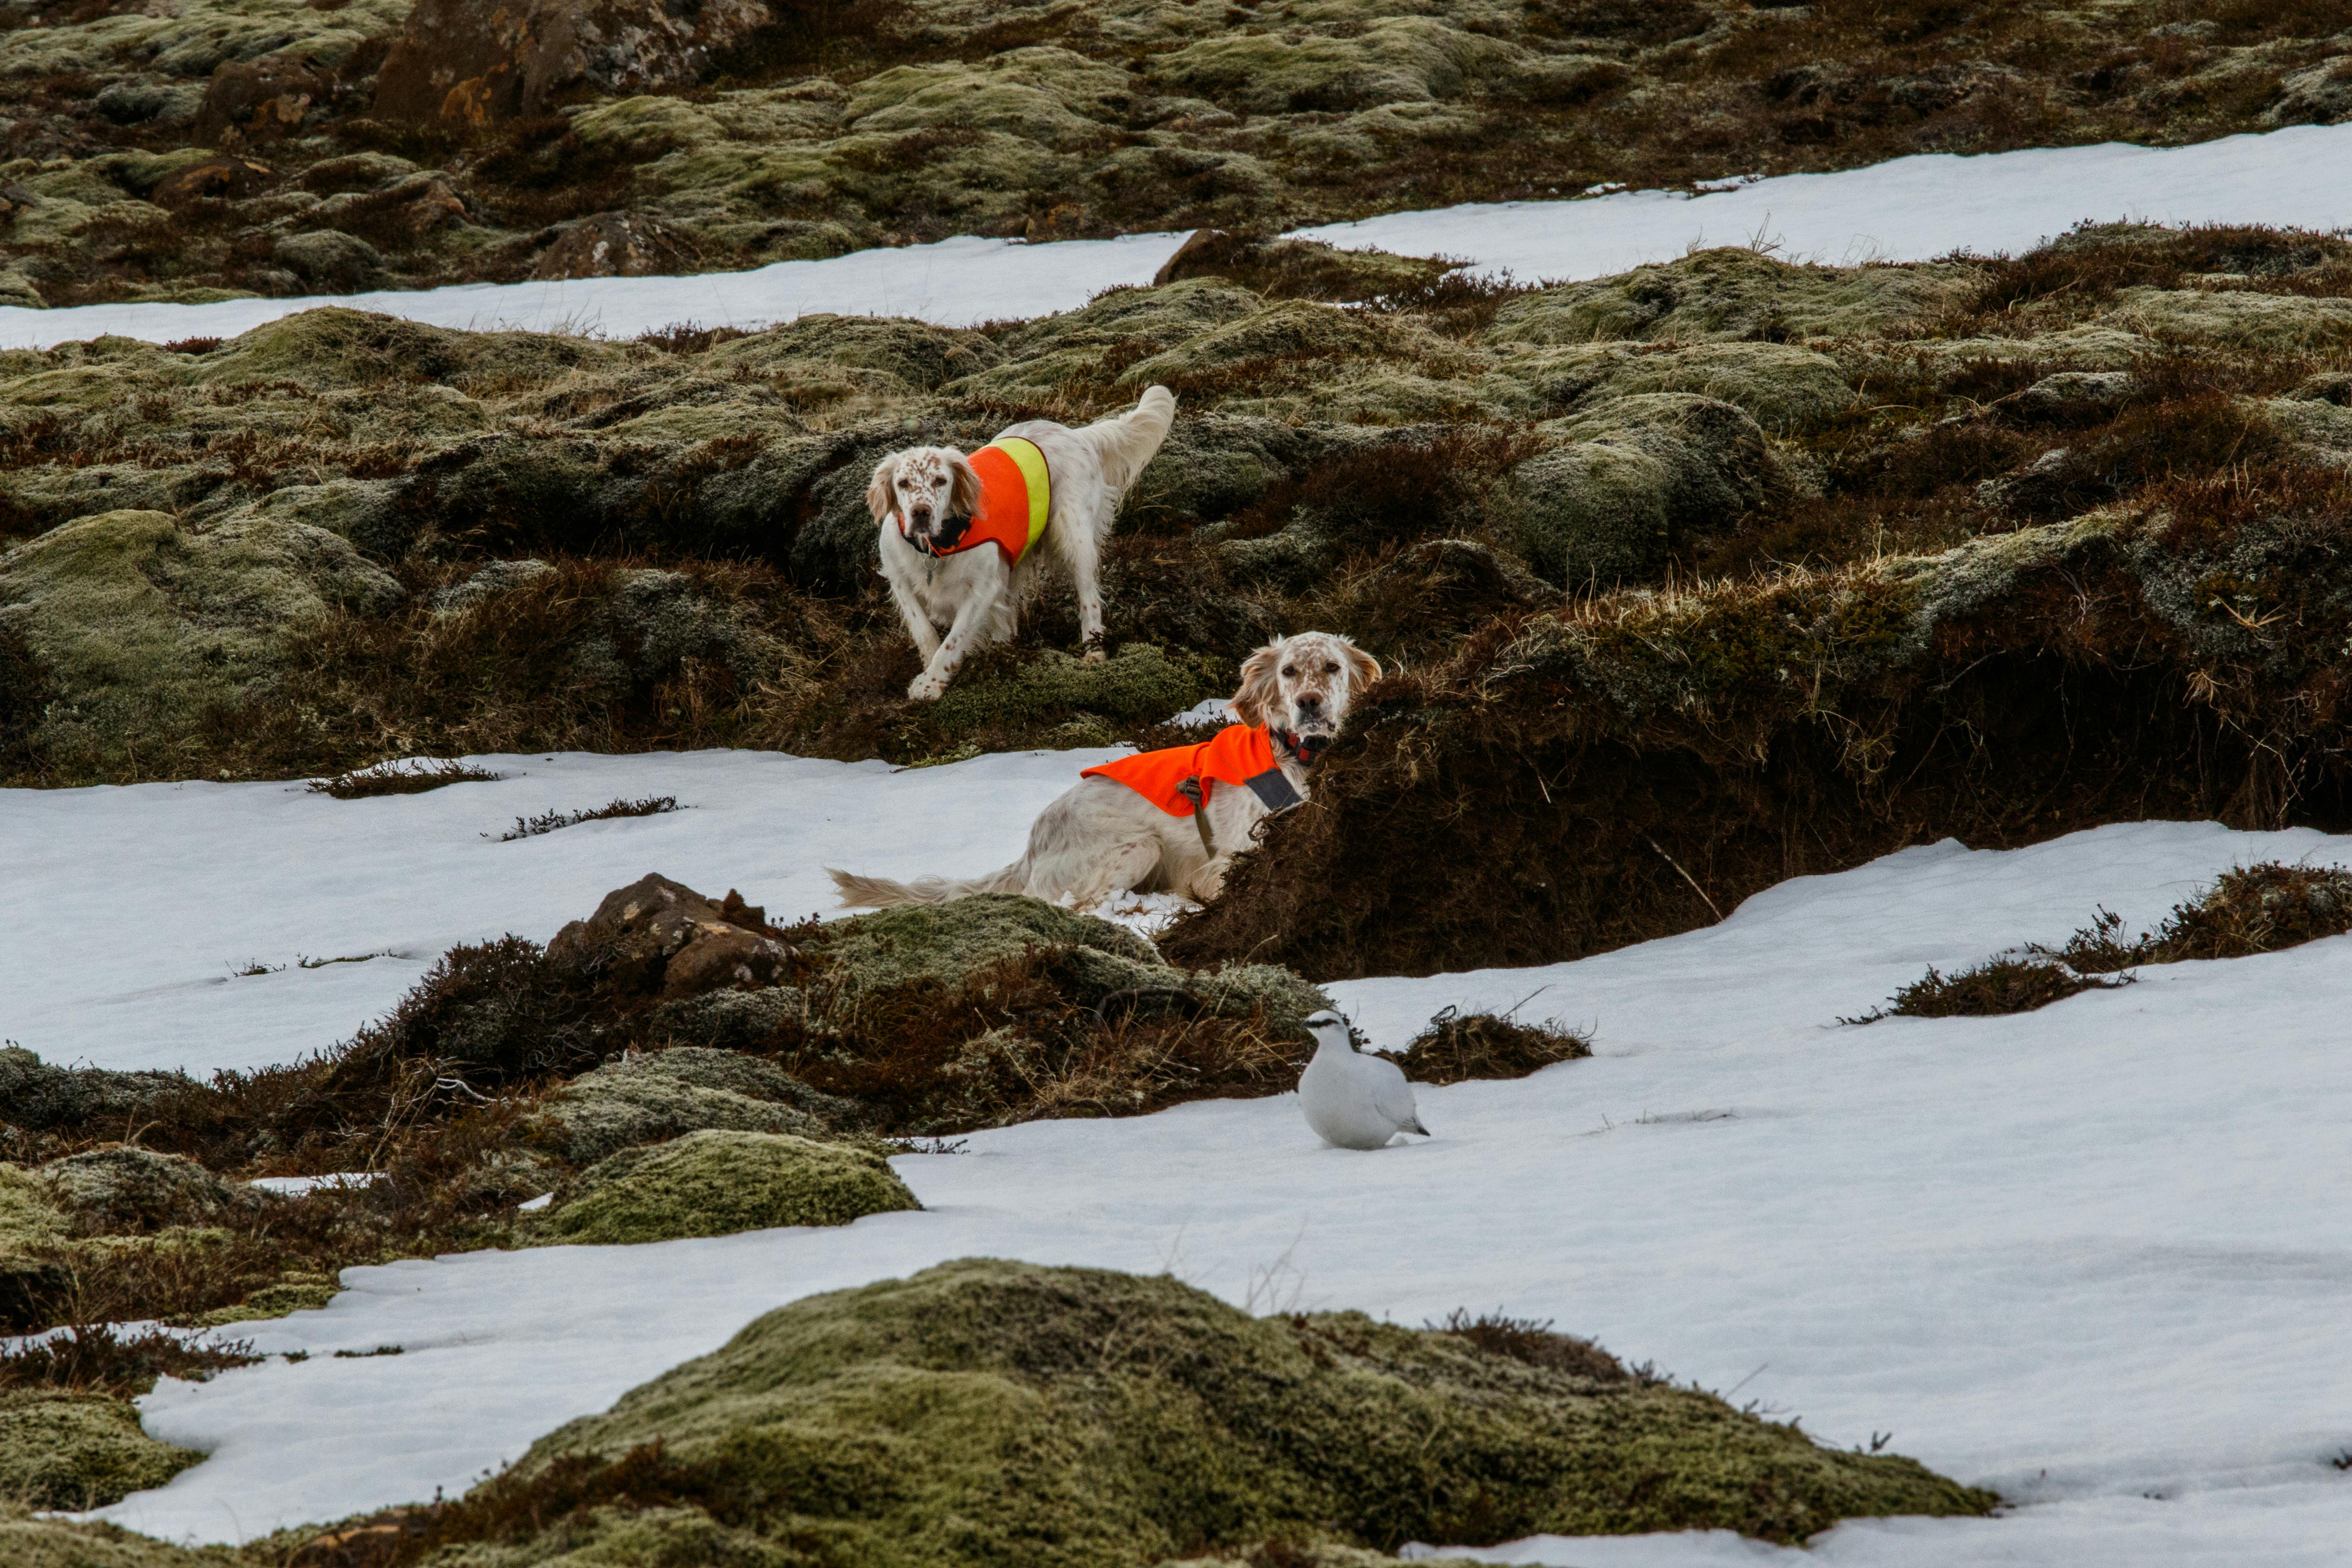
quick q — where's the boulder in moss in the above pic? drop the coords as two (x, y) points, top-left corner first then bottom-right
(1501, 394), (1770, 587)
(0, 1390), (204, 1511)
(533, 1130), (919, 1246)
(0, 508), (402, 769)
(40, 1147), (253, 1231)
(489, 1259), (1990, 1562)
(930, 645), (1217, 735)
(1488, 249), (1975, 345)
(812, 892), (1158, 1000)
(193, 1271), (343, 1327)
(1486, 341), (1855, 431)
(1, 1163), (72, 1332)
(2107, 287), (2352, 352)
(1, 1047), (187, 1135)
(539, 1048), (837, 1167)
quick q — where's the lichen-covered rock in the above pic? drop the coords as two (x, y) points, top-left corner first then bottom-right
(538, 1048), (835, 1166)
(2107, 288), (2352, 352)
(194, 1271), (340, 1327)
(1, 1047), (187, 1134)
(545, 873), (794, 999)
(530, 211), (696, 280)
(272, 229), (383, 289)
(812, 893), (1159, 1001)
(490, 1259), (1990, 1560)
(1484, 341), (1855, 431)
(0, 1161), (71, 1332)
(1503, 395), (1772, 587)
(930, 645), (1215, 735)
(0, 1390), (205, 1512)
(0, 508), (402, 771)
(374, 0), (772, 129)
(534, 1129), (918, 1245)
(1488, 250), (1978, 345)
(40, 1146), (253, 1231)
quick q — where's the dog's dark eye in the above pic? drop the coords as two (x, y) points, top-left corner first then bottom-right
(1324, 663), (1338, 674)
(1281, 666), (1295, 677)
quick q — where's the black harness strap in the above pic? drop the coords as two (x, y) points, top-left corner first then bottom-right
(1176, 776), (1215, 855)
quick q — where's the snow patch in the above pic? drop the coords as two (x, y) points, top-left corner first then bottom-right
(60, 814), (2352, 1568)
(6, 125), (2351, 350)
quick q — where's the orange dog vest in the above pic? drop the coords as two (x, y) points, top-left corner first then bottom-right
(1082, 723), (1304, 818)
(904, 436), (1051, 565)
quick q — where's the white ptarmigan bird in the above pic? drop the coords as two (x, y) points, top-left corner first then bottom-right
(1297, 1009), (1431, 1150)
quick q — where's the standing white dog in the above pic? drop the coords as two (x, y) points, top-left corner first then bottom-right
(830, 630), (1379, 908)
(867, 386), (1177, 701)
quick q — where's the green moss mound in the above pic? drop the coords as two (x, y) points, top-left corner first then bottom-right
(0, 1390), (204, 1511)
(480, 1260), (1988, 1564)
(41, 1147), (250, 1231)
(534, 1130), (918, 1246)
(0, 1513), (230, 1568)
(811, 893), (1160, 998)
(929, 646), (1217, 735)
(0, 508), (402, 774)
(539, 1047), (837, 1167)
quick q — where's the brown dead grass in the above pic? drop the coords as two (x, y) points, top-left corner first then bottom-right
(1382, 1010), (1593, 1084)
(0, 1323), (260, 1399)
(1430, 1308), (1630, 1384)
(1850, 861), (2352, 1021)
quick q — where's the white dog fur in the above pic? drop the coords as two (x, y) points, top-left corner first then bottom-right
(830, 631), (1379, 908)
(867, 386), (1177, 701)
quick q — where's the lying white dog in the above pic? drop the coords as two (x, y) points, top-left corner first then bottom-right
(830, 631), (1379, 907)
(867, 386), (1177, 701)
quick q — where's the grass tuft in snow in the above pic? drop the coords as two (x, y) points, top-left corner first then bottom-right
(1847, 958), (2132, 1023)
(1854, 861), (2352, 1021)
(307, 760), (505, 799)
(494, 795), (682, 842)
(1381, 1008), (1593, 1084)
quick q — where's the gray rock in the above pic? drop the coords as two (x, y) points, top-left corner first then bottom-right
(2015, 370), (2136, 419)
(431, 557), (557, 617)
(273, 230), (384, 289)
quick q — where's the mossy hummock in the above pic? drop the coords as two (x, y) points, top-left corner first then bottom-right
(454, 1259), (1991, 1565)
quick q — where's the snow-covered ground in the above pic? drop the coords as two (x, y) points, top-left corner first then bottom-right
(0, 747), (1131, 1076)
(5, 122), (2350, 352)
(13, 752), (2347, 1564)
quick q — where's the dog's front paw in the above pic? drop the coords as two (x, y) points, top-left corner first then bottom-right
(1081, 643), (1108, 664)
(907, 673), (948, 702)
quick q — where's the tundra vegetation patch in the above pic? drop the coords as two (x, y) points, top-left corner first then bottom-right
(1852, 860), (2352, 1019)
(1, 875), (1575, 1341)
(242, 1261), (1991, 1567)
(6, 224), (2352, 977)
(0, 0), (2349, 305)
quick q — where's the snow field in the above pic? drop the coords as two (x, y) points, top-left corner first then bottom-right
(11, 751), (2342, 1566)
(0, 747), (1132, 1077)
(3, 123), (2349, 352)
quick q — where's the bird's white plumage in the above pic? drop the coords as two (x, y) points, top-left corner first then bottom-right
(1297, 1011), (1430, 1150)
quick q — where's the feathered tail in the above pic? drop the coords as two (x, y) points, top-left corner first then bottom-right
(1084, 384), (1176, 499)
(827, 863), (1026, 909)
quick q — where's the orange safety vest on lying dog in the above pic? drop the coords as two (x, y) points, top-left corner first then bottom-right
(1082, 723), (1305, 818)
(905, 437), (1052, 565)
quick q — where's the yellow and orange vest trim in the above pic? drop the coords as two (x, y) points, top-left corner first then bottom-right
(908, 437), (1052, 566)
(1081, 723), (1304, 817)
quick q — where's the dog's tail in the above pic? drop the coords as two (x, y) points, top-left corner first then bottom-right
(1083, 384), (1177, 499)
(827, 862), (1027, 909)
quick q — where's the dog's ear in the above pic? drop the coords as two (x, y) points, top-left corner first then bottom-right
(1231, 640), (1283, 729)
(947, 452), (984, 519)
(866, 454), (899, 524)
(1339, 639), (1381, 692)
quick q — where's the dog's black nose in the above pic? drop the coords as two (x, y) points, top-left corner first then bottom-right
(1295, 693), (1323, 712)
